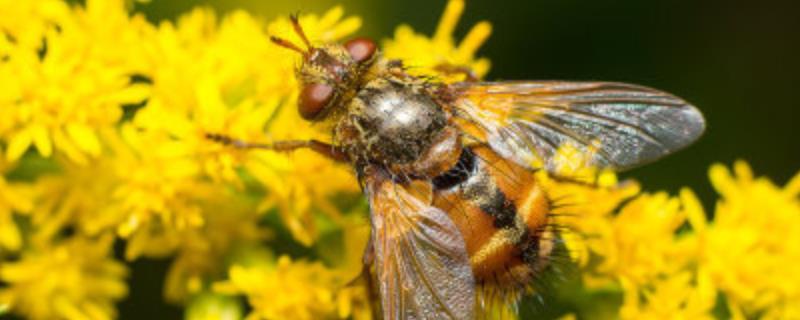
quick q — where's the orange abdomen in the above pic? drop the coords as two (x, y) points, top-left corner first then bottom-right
(432, 146), (553, 288)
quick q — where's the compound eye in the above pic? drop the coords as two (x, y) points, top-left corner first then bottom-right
(344, 37), (377, 63)
(299, 83), (334, 120)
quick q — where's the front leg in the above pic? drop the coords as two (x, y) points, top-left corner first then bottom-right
(205, 133), (349, 162)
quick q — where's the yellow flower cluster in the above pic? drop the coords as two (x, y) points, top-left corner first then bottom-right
(1, 0), (799, 319)
(693, 163), (800, 319)
(0, 235), (127, 320)
(1, 0), (366, 319)
(214, 255), (370, 320)
(382, 0), (491, 81)
(542, 147), (800, 319)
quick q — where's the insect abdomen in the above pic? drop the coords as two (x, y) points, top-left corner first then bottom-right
(432, 146), (553, 289)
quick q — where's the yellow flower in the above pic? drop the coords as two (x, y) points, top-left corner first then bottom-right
(0, 234), (128, 320)
(0, 161), (34, 252)
(552, 157), (800, 319)
(28, 155), (120, 248)
(30, 127), (206, 259)
(593, 192), (690, 286)
(163, 191), (270, 304)
(541, 145), (710, 317)
(130, 6), (362, 246)
(106, 125), (205, 241)
(0, 0), (70, 50)
(214, 255), (367, 320)
(619, 271), (716, 320)
(0, 0), (150, 164)
(383, 0), (492, 82)
(688, 161), (800, 319)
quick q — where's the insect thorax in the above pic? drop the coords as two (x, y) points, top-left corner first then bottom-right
(338, 78), (447, 166)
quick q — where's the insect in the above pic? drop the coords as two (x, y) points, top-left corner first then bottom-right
(207, 14), (705, 320)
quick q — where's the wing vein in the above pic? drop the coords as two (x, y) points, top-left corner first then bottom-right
(515, 102), (667, 147)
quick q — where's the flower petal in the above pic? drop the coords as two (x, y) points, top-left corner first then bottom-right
(6, 129), (32, 162)
(66, 123), (102, 157)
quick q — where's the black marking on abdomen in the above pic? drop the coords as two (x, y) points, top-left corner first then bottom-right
(480, 189), (517, 229)
(517, 229), (542, 265)
(439, 147), (519, 230)
(432, 148), (475, 190)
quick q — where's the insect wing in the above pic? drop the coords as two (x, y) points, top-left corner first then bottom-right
(365, 172), (475, 320)
(452, 81), (706, 171)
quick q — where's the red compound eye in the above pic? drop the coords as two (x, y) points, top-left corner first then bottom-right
(344, 37), (377, 63)
(298, 83), (334, 120)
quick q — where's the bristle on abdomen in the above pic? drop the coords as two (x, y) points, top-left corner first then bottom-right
(432, 146), (554, 313)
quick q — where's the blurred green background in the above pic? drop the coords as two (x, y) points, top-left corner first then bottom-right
(122, 0), (800, 318)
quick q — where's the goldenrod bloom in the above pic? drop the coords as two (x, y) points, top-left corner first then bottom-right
(214, 255), (362, 320)
(0, 235), (127, 320)
(619, 271), (716, 320)
(1, 0), (799, 319)
(383, 0), (492, 82)
(0, 161), (33, 252)
(687, 161), (800, 319)
(0, 0), (70, 50)
(0, 0), (150, 164)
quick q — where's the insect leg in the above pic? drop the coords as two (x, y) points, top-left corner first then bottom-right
(204, 133), (349, 162)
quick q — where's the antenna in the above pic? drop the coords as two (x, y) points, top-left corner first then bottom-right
(270, 14), (313, 56)
(289, 14), (312, 49)
(270, 36), (306, 55)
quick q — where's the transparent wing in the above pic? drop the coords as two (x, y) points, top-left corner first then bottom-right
(452, 81), (706, 171)
(365, 170), (475, 320)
